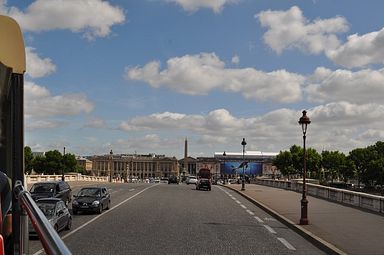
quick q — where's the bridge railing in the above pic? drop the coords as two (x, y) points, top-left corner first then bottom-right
(26, 174), (109, 184)
(253, 178), (384, 214)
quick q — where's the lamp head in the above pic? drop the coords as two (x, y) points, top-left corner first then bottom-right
(298, 110), (311, 134)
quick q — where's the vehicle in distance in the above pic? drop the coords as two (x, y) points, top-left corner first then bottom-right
(168, 175), (179, 184)
(186, 176), (197, 185)
(72, 187), (110, 214)
(29, 198), (72, 237)
(29, 181), (72, 205)
(160, 177), (168, 183)
(196, 168), (212, 191)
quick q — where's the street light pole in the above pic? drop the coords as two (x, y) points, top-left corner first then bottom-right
(109, 149), (113, 182)
(62, 147), (65, 181)
(241, 138), (246, 191)
(223, 151), (226, 184)
(299, 110), (311, 225)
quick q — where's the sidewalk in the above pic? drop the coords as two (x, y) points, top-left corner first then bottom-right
(224, 183), (384, 255)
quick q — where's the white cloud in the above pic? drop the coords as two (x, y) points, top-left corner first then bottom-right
(125, 52), (304, 103)
(26, 119), (62, 130)
(306, 67), (384, 104)
(4, 0), (125, 39)
(25, 81), (94, 118)
(327, 28), (384, 68)
(26, 47), (56, 78)
(231, 54), (240, 65)
(165, 0), (239, 13)
(84, 117), (107, 129)
(117, 104), (384, 155)
(256, 6), (348, 54)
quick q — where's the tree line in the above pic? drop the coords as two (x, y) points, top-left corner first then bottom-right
(24, 146), (87, 175)
(273, 141), (384, 189)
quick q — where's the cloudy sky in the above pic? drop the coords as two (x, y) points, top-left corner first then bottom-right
(2, 0), (384, 158)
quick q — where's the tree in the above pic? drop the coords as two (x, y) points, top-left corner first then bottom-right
(24, 146), (34, 174)
(32, 156), (46, 174)
(290, 145), (303, 175)
(273, 151), (296, 179)
(306, 148), (321, 179)
(348, 147), (377, 188)
(322, 150), (347, 183)
(44, 150), (63, 175)
(62, 153), (77, 173)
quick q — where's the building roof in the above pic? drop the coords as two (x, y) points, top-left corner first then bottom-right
(214, 151), (278, 159)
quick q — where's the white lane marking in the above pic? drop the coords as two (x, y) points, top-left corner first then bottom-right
(263, 224), (277, 234)
(246, 209), (254, 215)
(235, 200), (241, 204)
(129, 188), (135, 191)
(240, 204), (247, 209)
(264, 217), (277, 222)
(32, 184), (158, 255)
(277, 237), (296, 250)
(231, 196), (236, 200)
(254, 216), (264, 223)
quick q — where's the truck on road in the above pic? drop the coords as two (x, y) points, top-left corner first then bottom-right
(196, 168), (212, 191)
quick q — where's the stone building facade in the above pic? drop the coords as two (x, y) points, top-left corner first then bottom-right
(89, 153), (179, 180)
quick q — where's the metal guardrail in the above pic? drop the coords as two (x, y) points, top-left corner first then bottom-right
(13, 181), (72, 255)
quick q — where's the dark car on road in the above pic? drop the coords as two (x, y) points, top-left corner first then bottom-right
(29, 198), (72, 237)
(196, 179), (211, 191)
(72, 187), (111, 214)
(168, 175), (179, 184)
(29, 181), (72, 205)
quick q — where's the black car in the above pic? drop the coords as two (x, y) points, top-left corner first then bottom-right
(72, 187), (111, 214)
(168, 175), (179, 184)
(29, 198), (72, 237)
(196, 179), (211, 191)
(29, 181), (72, 205)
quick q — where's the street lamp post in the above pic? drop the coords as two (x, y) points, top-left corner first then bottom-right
(241, 138), (246, 191)
(223, 151), (226, 184)
(62, 147), (65, 181)
(299, 110), (311, 225)
(109, 149), (113, 182)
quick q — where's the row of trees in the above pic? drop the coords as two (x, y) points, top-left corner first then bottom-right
(24, 146), (87, 175)
(273, 141), (384, 188)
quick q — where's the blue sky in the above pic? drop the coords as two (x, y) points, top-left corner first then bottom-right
(2, 0), (384, 158)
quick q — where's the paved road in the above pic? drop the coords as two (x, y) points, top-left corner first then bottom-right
(225, 183), (384, 255)
(29, 182), (326, 255)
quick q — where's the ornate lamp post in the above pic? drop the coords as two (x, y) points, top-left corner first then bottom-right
(109, 149), (113, 182)
(62, 147), (65, 181)
(299, 110), (311, 225)
(241, 138), (247, 191)
(223, 151), (226, 184)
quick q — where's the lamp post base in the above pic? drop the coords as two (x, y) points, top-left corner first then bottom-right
(300, 198), (309, 225)
(241, 180), (245, 191)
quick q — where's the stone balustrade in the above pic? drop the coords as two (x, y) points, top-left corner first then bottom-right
(26, 174), (109, 184)
(253, 178), (384, 214)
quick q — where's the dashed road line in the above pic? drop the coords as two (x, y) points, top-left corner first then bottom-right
(219, 186), (296, 252)
(263, 225), (277, 234)
(277, 237), (296, 250)
(246, 209), (254, 215)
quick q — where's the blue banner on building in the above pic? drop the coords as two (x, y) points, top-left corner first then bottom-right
(221, 162), (262, 175)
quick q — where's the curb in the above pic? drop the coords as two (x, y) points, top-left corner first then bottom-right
(222, 185), (348, 255)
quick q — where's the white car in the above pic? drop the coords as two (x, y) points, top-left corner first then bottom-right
(186, 176), (198, 185)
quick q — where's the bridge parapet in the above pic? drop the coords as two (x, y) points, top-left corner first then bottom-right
(253, 178), (384, 214)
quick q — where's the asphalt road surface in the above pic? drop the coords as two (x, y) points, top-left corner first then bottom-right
(29, 182), (326, 255)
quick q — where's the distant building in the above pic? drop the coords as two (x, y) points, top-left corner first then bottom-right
(76, 156), (93, 172)
(32, 151), (45, 157)
(89, 153), (179, 180)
